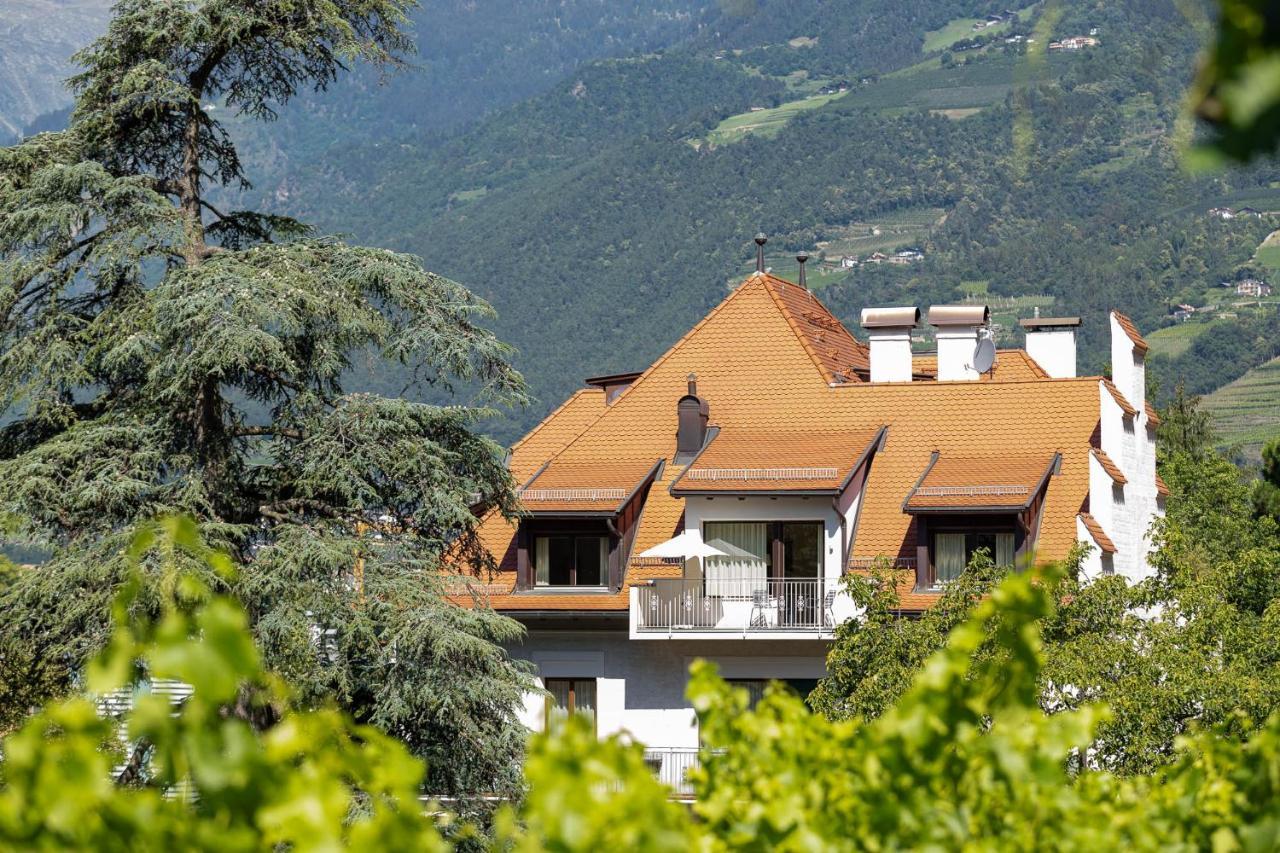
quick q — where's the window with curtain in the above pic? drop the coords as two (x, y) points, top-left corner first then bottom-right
(534, 534), (608, 586)
(545, 678), (596, 733)
(933, 530), (1016, 585)
(703, 521), (770, 597)
(727, 679), (767, 710)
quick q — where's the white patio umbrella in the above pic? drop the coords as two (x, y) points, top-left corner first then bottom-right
(639, 530), (727, 581)
(638, 530), (728, 560)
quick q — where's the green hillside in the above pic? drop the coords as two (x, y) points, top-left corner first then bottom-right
(211, 0), (1280, 442)
(1203, 356), (1280, 459)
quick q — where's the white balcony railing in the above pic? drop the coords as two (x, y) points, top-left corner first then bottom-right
(643, 747), (702, 798)
(633, 577), (852, 634)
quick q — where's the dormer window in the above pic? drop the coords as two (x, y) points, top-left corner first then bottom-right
(933, 530), (1016, 584)
(535, 530), (609, 587)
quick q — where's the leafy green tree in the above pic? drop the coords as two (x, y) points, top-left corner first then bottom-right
(808, 552), (1008, 721)
(814, 443), (1280, 776)
(0, 517), (450, 850)
(1157, 381), (1217, 458)
(0, 0), (533, 796)
(10, 517), (1280, 850)
(1253, 436), (1280, 525)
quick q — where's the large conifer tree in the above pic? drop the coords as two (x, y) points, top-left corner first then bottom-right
(0, 0), (532, 797)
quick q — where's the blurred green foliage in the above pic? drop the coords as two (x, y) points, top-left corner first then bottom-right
(1193, 0), (1280, 163)
(7, 517), (1280, 850)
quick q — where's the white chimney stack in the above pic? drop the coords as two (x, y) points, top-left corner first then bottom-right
(1019, 315), (1080, 378)
(928, 305), (990, 381)
(1109, 311), (1147, 413)
(861, 306), (919, 383)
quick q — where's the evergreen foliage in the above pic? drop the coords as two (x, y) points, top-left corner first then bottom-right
(0, 0), (533, 797)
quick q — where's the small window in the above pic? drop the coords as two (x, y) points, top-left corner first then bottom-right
(933, 531), (1016, 585)
(727, 678), (819, 711)
(535, 534), (608, 587)
(545, 678), (596, 733)
(728, 679), (768, 710)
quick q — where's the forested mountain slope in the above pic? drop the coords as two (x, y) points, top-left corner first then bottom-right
(230, 0), (1280, 441)
(6, 0), (1278, 446)
(0, 0), (111, 141)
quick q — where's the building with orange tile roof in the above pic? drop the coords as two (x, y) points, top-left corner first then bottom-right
(463, 266), (1162, 771)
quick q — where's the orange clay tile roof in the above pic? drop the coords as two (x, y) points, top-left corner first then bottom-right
(1091, 448), (1128, 486)
(1145, 400), (1161, 427)
(911, 349), (1049, 381)
(463, 273), (1111, 612)
(1102, 378), (1138, 416)
(903, 453), (1057, 511)
(1112, 311), (1150, 355)
(1156, 472), (1170, 497)
(846, 566), (941, 612)
(1079, 512), (1117, 553)
(508, 388), (606, 482)
(762, 275), (870, 382)
(671, 427), (883, 493)
(519, 458), (661, 513)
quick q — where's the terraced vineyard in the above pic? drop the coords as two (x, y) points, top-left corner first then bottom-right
(1145, 320), (1221, 359)
(832, 53), (1068, 114)
(1203, 356), (1280, 459)
(702, 91), (845, 146)
(816, 207), (946, 256)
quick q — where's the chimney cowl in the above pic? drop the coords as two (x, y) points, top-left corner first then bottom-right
(928, 305), (990, 327)
(676, 374), (709, 462)
(861, 306), (921, 328)
(1018, 316), (1081, 329)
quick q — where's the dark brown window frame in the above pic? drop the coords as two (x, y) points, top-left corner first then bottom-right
(915, 514), (1021, 590)
(544, 677), (597, 734)
(532, 527), (610, 588)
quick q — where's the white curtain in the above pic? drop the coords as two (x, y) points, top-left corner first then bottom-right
(704, 522), (769, 597)
(935, 533), (966, 584)
(996, 533), (1015, 567)
(534, 537), (549, 585)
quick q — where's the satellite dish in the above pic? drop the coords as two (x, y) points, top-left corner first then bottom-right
(972, 335), (996, 374)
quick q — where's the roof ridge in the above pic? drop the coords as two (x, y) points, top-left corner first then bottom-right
(760, 274), (867, 384)
(508, 387), (604, 458)
(831, 374), (1106, 389)
(1090, 447), (1128, 485)
(1111, 310), (1150, 354)
(1078, 511), (1117, 553)
(1011, 348), (1050, 379)
(523, 275), (772, 472)
(761, 275), (845, 384)
(1101, 377), (1138, 416)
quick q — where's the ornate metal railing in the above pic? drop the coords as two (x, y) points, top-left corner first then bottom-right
(634, 577), (840, 632)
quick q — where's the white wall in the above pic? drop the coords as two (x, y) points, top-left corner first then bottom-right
(1096, 376), (1158, 583)
(1109, 313), (1146, 413)
(512, 630), (830, 748)
(1025, 329), (1077, 378)
(936, 328), (980, 381)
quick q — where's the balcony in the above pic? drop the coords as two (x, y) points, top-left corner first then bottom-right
(643, 747), (702, 799)
(630, 576), (857, 639)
